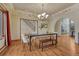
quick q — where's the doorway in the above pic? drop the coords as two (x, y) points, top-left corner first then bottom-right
(0, 11), (7, 50)
(61, 18), (70, 35)
(61, 18), (75, 37)
(55, 18), (75, 37)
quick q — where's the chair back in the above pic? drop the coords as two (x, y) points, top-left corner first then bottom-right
(21, 34), (29, 43)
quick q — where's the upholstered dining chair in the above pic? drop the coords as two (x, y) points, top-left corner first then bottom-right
(21, 34), (29, 51)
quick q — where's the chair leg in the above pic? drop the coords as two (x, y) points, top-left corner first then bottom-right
(22, 43), (25, 51)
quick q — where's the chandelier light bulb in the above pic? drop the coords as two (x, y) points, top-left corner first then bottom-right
(46, 14), (49, 18)
(42, 12), (46, 16)
(38, 14), (41, 19)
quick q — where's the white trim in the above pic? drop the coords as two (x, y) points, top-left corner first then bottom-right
(52, 4), (79, 18)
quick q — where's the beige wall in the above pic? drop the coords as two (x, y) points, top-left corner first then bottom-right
(9, 3), (79, 43)
(13, 9), (48, 39)
(2, 3), (79, 44)
(15, 10), (37, 39)
(0, 4), (17, 40)
(38, 20), (48, 34)
(48, 4), (79, 44)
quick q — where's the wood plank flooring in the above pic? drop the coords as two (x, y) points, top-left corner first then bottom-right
(2, 35), (79, 56)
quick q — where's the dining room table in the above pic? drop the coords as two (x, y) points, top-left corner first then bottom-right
(29, 32), (58, 51)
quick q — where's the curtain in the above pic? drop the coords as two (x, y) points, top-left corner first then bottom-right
(6, 11), (11, 46)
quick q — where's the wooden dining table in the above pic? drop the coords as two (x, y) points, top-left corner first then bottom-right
(29, 33), (58, 51)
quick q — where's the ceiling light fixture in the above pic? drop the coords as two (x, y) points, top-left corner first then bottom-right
(37, 3), (49, 20)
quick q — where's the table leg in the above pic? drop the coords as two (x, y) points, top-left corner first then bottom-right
(52, 41), (54, 45)
(55, 34), (57, 45)
(42, 42), (43, 51)
(29, 36), (32, 51)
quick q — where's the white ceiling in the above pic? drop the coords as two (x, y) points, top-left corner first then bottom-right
(13, 3), (75, 15)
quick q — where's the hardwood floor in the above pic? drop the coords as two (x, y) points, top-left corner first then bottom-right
(2, 35), (79, 56)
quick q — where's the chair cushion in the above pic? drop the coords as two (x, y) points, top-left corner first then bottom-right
(21, 34), (29, 43)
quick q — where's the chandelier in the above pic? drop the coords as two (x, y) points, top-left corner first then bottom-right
(37, 3), (49, 20)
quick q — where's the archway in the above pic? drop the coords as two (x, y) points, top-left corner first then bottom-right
(55, 18), (75, 37)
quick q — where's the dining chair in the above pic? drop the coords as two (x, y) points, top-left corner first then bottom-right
(21, 34), (29, 51)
